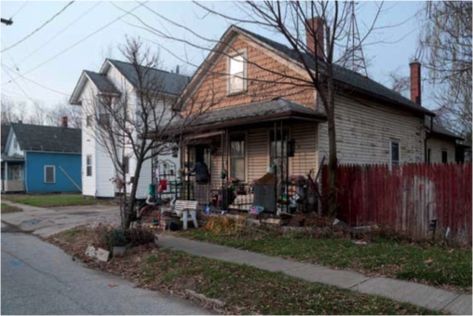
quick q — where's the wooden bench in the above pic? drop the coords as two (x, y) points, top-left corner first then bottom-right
(173, 200), (199, 230)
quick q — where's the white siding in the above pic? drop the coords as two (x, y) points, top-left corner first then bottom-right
(317, 94), (425, 169)
(427, 137), (456, 163)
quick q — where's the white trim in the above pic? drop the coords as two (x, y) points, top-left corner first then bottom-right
(44, 165), (56, 184)
(227, 49), (248, 96)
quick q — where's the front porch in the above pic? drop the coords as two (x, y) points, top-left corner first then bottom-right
(1, 157), (25, 193)
(177, 99), (326, 215)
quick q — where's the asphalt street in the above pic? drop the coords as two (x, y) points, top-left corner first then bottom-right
(1, 227), (209, 315)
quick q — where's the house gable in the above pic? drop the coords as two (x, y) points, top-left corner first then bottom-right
(181, 29), (316, 113)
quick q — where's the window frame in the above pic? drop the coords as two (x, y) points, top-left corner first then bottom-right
(227, 50), (248, 95)
(389, 140), (400, 167)
(44, 165), (56, 184)
(86, 155), (93, 177)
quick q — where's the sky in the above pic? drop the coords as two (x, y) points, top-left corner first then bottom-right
(0, 0), (432, 118)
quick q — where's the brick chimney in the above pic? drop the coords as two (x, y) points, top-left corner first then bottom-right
(61, 116), (68, 128)
(305, 17), (324, 58)
(409, 60), (421, 105)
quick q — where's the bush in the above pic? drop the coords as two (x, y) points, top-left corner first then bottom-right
(124, 227), (155, 246)
(106, 228), (128, 248)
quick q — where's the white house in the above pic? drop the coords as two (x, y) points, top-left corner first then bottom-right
(70, 59), (190, 198)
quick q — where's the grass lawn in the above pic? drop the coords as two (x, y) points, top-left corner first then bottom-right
(182, 228), (472, 290)
(48, 227), (435, 315)
(2, 194), (97, 207)
(1, 202), (23, 213)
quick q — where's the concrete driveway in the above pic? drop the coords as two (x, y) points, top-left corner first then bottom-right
(1, 201), (120, 237)
(1, 231), (209, 315)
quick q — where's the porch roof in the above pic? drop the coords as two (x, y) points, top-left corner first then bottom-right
(178, 98), (326, 133)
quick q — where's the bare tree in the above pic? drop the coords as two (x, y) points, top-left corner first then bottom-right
(85, 38), (217, 228)
(418, 1), (472, 141)
(46, 101), (82, 128)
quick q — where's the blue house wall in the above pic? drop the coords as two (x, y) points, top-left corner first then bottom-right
(25, 152), (81, 193)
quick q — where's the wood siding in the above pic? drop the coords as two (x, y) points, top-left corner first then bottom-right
(317, 94), (425, 168)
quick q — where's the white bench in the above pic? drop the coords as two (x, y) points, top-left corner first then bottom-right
(173, 200), (199, 230)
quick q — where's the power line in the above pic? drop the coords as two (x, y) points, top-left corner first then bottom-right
(18, 2), (102, 64)
(2, 66), (36, 103)
(10, 1), (29, 19)
(1, 1), (75, 53)
(2, 63), (70, 96)
(3, 2), (146, 85)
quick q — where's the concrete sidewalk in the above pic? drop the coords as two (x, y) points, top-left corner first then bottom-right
(157, 234), (472, 315)
(1, 200), (119, 237)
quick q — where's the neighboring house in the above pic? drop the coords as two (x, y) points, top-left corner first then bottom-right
(1, 120), (81, 193)
(1, 124), (11, 191)
(69, 59), (189, 198)
(168, 21), (457, 207)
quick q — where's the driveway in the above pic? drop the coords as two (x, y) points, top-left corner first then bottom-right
(1, 230), (209, 315)
(1, 201), (120, 237)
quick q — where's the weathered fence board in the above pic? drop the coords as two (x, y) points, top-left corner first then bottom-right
(322, 163), (472, 243)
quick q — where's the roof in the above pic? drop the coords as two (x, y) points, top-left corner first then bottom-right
(180, 25), (433, 116)
(83, 70), (120, 95)
(106, 59), (190, 96)
(10, 123), (81, 153)
(425, 118), (463, 140)
(174, 98), (326, 132)
(234, 26), (434, 116)
(1, 124), (10, 153)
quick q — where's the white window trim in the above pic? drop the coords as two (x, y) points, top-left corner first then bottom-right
(44, 165), (56, 184)
(389, 139), (401, 167)
(227, 49), (248, 95)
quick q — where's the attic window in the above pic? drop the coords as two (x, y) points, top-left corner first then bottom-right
(228, 52), (246, 94)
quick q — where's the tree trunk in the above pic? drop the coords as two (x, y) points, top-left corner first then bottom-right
(123, 158), (144, 229)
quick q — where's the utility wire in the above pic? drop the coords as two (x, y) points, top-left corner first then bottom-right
(2, 63), (70, 96)
(3, 2), (146, 85)
(18, 2), (102, 64)
(2, 66), (36, 103)
(10, 1), (29, 19)
(1, 1), (75, 53)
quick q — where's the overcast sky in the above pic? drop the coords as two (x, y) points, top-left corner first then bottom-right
(1, 0), (432, 118)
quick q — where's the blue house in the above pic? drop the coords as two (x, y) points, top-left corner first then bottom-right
(1, 121), (81, 193)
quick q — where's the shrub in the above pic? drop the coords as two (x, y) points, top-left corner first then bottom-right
(106, 228), (128, 248)
(125, 227), (155, 246)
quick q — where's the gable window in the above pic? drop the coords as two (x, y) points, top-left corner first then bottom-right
(390, 140), (400, 167)
(230, 133), (245, 181)
(86, 155), (93, 176)
(99, 113), (111, 127)
(427, 148), (431, 163)
(442, 150), (448, 163)
(228, 52), (246, 94)
(44, 165), (55, 184)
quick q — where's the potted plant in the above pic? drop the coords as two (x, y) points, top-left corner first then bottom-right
(107, 229), (128, 257)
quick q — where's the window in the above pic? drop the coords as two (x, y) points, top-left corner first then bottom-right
(123, 156), (129, 174)
(390, 140), (400, 167)
(99, 113), (110, 127)
(427, 148), (431, 163)
(230, 133), (245, 181)
(44, 165), (55, 184)
(442, 150), (448, 163)
(86, 115), (92, 127)
(228, 53), (246, 94)
(86, 155), (92, 176)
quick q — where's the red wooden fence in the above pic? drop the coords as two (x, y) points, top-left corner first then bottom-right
(322, 163), (472, 243)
